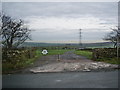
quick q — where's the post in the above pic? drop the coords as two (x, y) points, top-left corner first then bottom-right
(29, 44), (32, 58)
(79, 29), (82, 48)
(57, 45), (60, 61)
(117, 34), (119, 60)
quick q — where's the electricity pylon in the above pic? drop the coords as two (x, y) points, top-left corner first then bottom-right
(79, 29), (82, 48)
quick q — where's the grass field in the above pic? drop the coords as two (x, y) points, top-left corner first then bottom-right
(36, 49), (71, 55)
(47, 49), (70, 55)
(74, 50), (92, 59)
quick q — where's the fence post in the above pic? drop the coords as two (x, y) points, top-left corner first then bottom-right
(92, 49), (96, 60)
(117, 36), (119, 60)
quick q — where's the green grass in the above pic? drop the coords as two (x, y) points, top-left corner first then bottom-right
(37, 49), (71, 56)
(47, 49), (70, 55)
(2, 49), (42, 73)
(36, 49), (42, 57)
(20, 49), (42, 65)
(96, 57), (120, 64)
(74, 50), (92, 59)
(74, 50), (119, 64)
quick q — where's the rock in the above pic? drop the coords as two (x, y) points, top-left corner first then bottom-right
(82, 66), (91, 72)
(104, 64), (110, 67)
(83, 68), (91, 72)
(91, 65), (99, 69)
(109, 64), (119, 69)
(91, 63), (98, 66)
(29, 60), (119, 73)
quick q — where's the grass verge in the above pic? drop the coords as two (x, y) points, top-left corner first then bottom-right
(2, 49), (42, 74)
(74, 50), (119, 64)
(74, 50), (92, 59)
(96, 57), (120, 64)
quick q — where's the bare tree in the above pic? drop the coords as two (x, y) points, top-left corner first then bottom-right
(103, 27), (120, 48)
(1, 14), (31, 49)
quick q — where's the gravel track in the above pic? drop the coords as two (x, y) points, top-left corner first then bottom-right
(13, 51), (118, 74)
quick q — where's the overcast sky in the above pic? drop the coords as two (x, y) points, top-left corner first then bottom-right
(2, 2), (118, 43)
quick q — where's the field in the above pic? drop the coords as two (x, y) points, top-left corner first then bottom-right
(21, 42), (114, 48)
(74, 50), (92, 59)
(47, 49), (71, 55)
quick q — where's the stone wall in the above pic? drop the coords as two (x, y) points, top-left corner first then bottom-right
(2, 48), (36, 63)
(92, 48), (120, 60)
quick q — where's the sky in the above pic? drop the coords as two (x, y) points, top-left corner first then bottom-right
(2, 2), (118, 43)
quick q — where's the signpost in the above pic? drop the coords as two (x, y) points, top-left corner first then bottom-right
(42, 49), (48, 55)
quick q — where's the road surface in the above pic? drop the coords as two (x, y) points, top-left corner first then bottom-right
(2, 70), (118, 88)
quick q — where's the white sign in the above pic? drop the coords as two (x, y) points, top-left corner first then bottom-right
(42, 49), (48, 55)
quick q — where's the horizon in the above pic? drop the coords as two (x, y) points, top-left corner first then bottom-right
(24, 40), (111, 44)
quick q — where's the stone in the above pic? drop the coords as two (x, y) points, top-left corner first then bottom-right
(91, 63), (98, 66)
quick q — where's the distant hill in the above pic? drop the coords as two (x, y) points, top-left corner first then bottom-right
(20, 42), (114, 48)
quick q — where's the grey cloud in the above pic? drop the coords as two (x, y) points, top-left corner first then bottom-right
(2, 2), (118, 43)
(2, 2), (117, 26)
(2, 2), (117, 18)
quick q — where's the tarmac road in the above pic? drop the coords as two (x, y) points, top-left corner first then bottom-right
(2, 70), (119, 88)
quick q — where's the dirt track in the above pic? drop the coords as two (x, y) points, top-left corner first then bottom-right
(16, 51), (117, 73)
